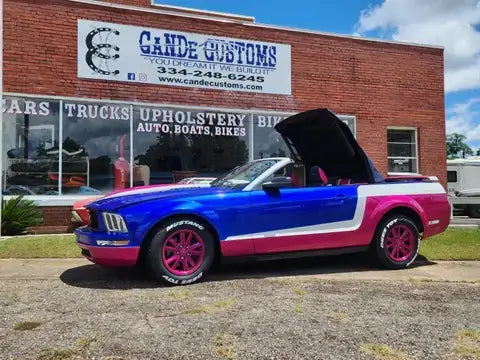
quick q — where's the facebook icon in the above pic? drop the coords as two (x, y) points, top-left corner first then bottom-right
(127, 73), (136, 80)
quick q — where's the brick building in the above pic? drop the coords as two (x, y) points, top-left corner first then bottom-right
(1, 0), (446, 230)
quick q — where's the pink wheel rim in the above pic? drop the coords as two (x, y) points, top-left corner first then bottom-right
(162, 229), (205, 276)
(385, 224), (415, 262)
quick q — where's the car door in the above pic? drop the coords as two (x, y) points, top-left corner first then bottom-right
(248, 184), (358, 254)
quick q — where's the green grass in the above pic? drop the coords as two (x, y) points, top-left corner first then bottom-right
(0, 228), (478, 260)
(37, 348), (79, 360)
(181, 298), (236, 315)
(455, 329), (480, 359)
(13, 321), (43, 331)
(0, 235), (80, 259)
(292, 287), (306, 296)
(292, 304), (303, 313)
(212, 334), (237, 360)
(359, 344), (408, 360)
(421, 229), (480, 260)
(328, 310), (350, 324)
(167, 289), (193, 301)
(35, 336), (99, 360)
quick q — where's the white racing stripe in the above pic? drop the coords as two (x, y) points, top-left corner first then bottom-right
(358, 182), (445, 197)
(103, 184), (209, 199)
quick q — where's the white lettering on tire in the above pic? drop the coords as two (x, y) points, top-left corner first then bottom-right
(166, 220), (204, 232)
(406, 236), (421, 267)
(380, 218), (398, 249)
(162, 272), (203, 285)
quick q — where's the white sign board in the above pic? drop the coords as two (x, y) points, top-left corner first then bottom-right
(77, 20), (291, 95)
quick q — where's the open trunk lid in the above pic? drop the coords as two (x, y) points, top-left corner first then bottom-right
(274, 109), (381, 183)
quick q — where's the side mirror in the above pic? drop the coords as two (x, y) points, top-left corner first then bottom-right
(262, 176), (293, 192)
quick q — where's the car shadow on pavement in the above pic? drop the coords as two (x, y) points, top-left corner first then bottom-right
(208, 253), (435, 282)
(60, 264), (160, 289)
(60, 253), (436, 290)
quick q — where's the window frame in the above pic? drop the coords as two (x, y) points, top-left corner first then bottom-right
(447, 170), (458, 183)
(387, 126), (419, 175)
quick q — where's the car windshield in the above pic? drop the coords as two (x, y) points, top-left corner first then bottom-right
(211, 159), (280, 189)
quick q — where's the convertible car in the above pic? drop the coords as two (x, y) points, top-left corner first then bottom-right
(75, 109), (450, 285)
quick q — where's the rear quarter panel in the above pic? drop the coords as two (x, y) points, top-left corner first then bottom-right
(359, 182), (450, 239)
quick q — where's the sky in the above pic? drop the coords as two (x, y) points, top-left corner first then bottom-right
(153, 0), (480, 149)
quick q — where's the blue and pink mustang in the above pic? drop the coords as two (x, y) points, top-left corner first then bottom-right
(75, 109), (451, 285)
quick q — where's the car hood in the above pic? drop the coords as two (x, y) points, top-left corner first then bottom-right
(274, 108), (375, 183)
(86, 184), (225, 212)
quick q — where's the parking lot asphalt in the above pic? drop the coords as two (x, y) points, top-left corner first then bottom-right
(0, 256), (479, 360)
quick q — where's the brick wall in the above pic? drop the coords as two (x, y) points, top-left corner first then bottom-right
(39, 206), (71, 226)
(4, 0), (446, 187)
(102, 0), (255, 21)
(40, 206), (75, 229)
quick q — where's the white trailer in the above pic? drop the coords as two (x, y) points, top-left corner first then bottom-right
(447, 158), (480, 218)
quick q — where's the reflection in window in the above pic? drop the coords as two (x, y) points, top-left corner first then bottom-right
(2, 98), (60, 195)
(61, 102), (131, 194)
(133, 107), (249, 184)
(253, 114), (290, 159)
(211, 159), (279, 189)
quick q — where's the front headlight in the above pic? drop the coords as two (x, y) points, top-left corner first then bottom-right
(102, 212), (128, 233)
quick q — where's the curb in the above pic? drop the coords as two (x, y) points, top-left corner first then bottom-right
(0, 233), (74, 241)
(449, 225), (480, 229)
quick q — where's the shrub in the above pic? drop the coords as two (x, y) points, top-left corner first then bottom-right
(1, 196), (43, 236)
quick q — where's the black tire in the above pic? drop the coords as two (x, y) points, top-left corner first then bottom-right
(372, 215), (420, 270)
(146, 218), (216, 285)
(467, 205), (480, 219)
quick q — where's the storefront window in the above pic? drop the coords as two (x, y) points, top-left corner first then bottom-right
(387, 128), (418, 174)
(253, 113), (290, 159)
(2, 95), (358, 196)
(61, 101), (131, 194)
(133, 106), (250, 184)
(2, 97), (60, 195)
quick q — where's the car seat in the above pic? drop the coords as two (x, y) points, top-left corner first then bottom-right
(309, 166), (328, 186)
(337, 178), (352, 185)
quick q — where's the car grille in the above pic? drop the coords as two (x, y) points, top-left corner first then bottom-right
(89, 210), (99, 229)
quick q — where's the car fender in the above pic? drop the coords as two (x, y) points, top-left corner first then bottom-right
(130, 200), (222, 246)
(365, 195), (428, 233)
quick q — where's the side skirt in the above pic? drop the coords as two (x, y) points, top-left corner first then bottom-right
(222, 245), (369, 263)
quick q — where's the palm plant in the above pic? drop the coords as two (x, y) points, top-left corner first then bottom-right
(1, 196), (43, 236)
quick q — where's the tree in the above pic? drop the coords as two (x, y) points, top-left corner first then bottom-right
(477, 148), (480, 156)
(446, 133), (474, 159)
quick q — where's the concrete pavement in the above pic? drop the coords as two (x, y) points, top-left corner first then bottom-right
(0, 258), (478, 283)
(450, 216), (480, 228)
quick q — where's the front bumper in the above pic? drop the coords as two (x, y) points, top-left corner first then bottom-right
(75, 226), (140, 267)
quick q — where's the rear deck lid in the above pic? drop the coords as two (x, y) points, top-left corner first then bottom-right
(274, 109), (376, 183)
